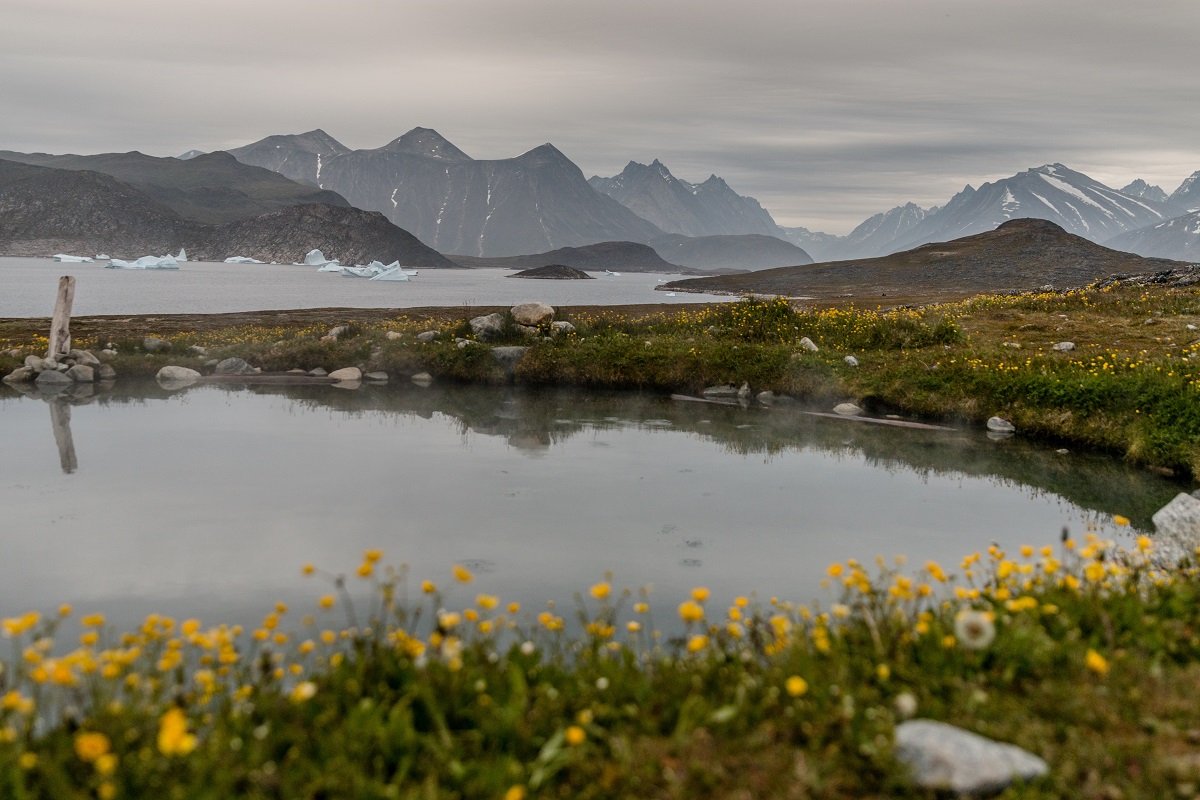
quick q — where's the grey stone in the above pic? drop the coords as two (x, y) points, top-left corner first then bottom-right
(364, 371), (389, 381)
(416, 331), (440, 343)
(491, 346), (529, 377)
(68, 349), (100, 367)
(23, 355), (46, 372)
(833, 402), (863, 416)
(469, 313), (505, 340)
(96, 364), (116, 380)
(737, 382), (752, 400)
(702, 385), (739, 398)
(511, 302), (555, 326)
(188, 345), (207, 355)
(844, 355), (859, 366)
(385, 331), (403, 341)
(332, 380), (361, 390)
(456, 340), (477, 349)
(308, 367), (328, 377)
(798, 337), (818, 352)
(328, 367), (362, 381)
(1152, 493), (1200, 556)
(1001, 341), (1022, 348)
(214, 357), (257, 376)
(1187, 324), (1198, 331)
(987, 416), (1016, 433)
(550, 321), (576, 336)
(101, 349), (117, 357)
(54, 362), (69, 372)
(156, 366), (201, 384)
(143, 337), (171, 352)
(516, 324), (540, 338)
(1052, 341), (1075, 352)
(411, 372), (433, 387)
(34, 369), (73, 388)
(327, 325), (349, 340)
(895, 719), (1048, 795)
(66, 365), (94, 383)
(2, 366), (35, 384)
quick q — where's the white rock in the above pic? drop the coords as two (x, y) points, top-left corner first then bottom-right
(550, 321), (576, 336)
(308, 367), (328, 377)
(416, 331), (439, 343)
(386, 331), (403, 341)
(66, 365), (94, 383)
(798, 337), (818, 352)
(411, 372), (433, 386)
(1152, 493), (1200, 556)
(511, 302), (555, 326)
(363, 371), (388, 381)
(833, 403), (863, 416)
(155, 366), (201, 387)
(986, 416), (1016, 433)
(1187, 324), (1197, 331)
(328, 367), (362, 381)
(895, 719), (1048, 795)
(470, 313), (505, 340)
(844, 355), (859, 366)
(1052, 341), (1075, 352)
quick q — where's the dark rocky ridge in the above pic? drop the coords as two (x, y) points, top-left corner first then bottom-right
(0, 159), (454, 267)
(448, 241), (682, 272)
(648, 233), (811, 270)
(662, 219), (1190, 298)
(229, 128), (663, 257)
(507, 264), (594, 280)
(0, 150), (349, 224)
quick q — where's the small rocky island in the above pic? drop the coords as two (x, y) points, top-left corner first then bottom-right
(507, 264), (595, 280)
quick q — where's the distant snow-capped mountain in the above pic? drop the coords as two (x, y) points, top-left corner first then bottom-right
(1169, 170), (1200, 212)
(229, 128), (661, 257)
(780, 203), (935, 262)
(588, 160), (784, 239)
(779, 226), (844, 263)
(1107, 210), (1200, 262)
(1120, 179), (1169, 204)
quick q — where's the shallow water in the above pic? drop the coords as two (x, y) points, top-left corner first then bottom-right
(0, 381), (1181, 632)
(0, 257), (725, 317)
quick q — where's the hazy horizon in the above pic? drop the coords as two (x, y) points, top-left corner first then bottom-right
(3, 0), (1196, 235)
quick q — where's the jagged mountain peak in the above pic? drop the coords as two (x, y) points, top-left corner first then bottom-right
(1169, 170), (1200, 209)
(271, 129), (349, 155)
(1120, 179), (1169, 203)
(379, 127), (471, 161)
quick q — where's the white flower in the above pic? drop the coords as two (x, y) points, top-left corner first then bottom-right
(893, 692), (918, 720)
(595, 677), (609, 691)
(954, 609), (996, 650)
(520, 640), (536, 656)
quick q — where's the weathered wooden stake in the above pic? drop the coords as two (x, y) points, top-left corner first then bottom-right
(47, 275), (76, 358)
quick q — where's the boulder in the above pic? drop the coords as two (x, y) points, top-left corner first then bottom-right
(844, 355), (859, 367)
(96, 364), (116, 381)
(469, 313), (505, 340)
(2, 366), (35, 384)
(511, 302), (555, 326)
(1152, 493), (1200, 555)
(987, 416), (1016, 433)
(411, 372), (433, 387)
(188, 345), (207, 355)
(327, 325), (348, 340)
(66, 365), (94, 383)
(516, 324), (540, 338)
(894, 719), (1048, 795)
(798, 337), (818, 352)
(68, 349), (100, 367)
(214, 357), (258, 376)
(833, 402), (863, 416)
(491, 346), (529, 378)
(143, 337), (171, 353)
(550, 321), (576, 337)
(386, 331), (403, 341)
(737, 382), (752, 400)
(1052, 341), (1075, 352)
(328, 367), (362, 381)
(101, 349), (117, 357)
(24, 355), (46, 371)
(416, 331), (440, 343)
(34, 369), (72, 388)
(457, 340), (477, 349)
(156, 366), (201, 384)
(364, 371), (389, 382)
(309, 367), (328, 377)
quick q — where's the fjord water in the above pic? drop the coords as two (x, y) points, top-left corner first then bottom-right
(0, 257), (727, 317)
(0, 382), (1180, 631)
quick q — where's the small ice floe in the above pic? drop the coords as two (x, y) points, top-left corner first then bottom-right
(343, 260), (419, 279)
(294, 249), (339, 268)
(105, 255), (180, 270)
(95, 253), (110, 260)
(665, 292), (677, 296)
(223, 256), (266, 264)
(369, 266), (413, 281)
(53, 254), (94, 263)
(340, 266), (377, 278)
(176, 248), (187, 262)
(604, 270), (622, 276)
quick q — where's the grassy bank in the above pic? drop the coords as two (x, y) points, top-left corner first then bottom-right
(3, 535), (1200, 798)
(2, 282), (1198, 476)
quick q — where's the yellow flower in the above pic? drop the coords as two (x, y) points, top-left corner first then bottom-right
(565, 725), (586, 745)
(686, 634), (708, 653)
(157, 708), (198, 757)
(291, 681), (318, 702)
(98, 784), (116, 800)
(1113, 515), (1130, 526)
(1085, 649), (1110, 676)
(453, 564), (474, 583)
(477, 594), (499, 610)
(18, 752), (37, 770)
(74, 731), (111, 762)
(678, 600), (704, 623)
(1136, 536), (1152, 552)
(356, 562), (373, 578)
(421, 580), (437, 594)
(58, 604), (73, 617)
(319, 595), (336, 610)
(589, 582), (611, 600)
(95, 752), (118, 776)
(826, 563), (844, 577)
(876, 664), (891, 681)
(634, 602), (649, 614)
(690, 587), (710, 603)
(785, 675), (808, 697)
(627, 621), (641, 633)
(364, 549), (384, 563)
(301, 563), (315, 576)
(81, 613), (106, 628)
(504, 787), (527, 800)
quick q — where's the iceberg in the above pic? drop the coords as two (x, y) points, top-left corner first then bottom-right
(223, 256), (266, 264)
(294, 249), (339, 267)
(105, 255), (180, 270)
(53, 254), (94, 263)
(95, 253), (110, 260)
(316, 261), (344, 272)
(368, 267), (412, 281)
(340, 266), (378, 278)
(176, 248), (188, 262)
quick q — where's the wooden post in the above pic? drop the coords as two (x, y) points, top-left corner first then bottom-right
(49, 400), (78, 474)
(47, 275), (76, 358)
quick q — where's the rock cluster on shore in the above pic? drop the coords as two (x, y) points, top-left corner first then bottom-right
(2, 349), (116, 390)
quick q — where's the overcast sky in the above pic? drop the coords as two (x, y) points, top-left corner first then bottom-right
(3, 0), (1197, 234)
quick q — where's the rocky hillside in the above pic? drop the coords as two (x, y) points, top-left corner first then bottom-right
(448, 241), (681, 272)
(0, 150), (349, 224)
(648, 234), (810, 271)
(662, 219), (1189, 298)
(229, 128), (662, 257)
(0, 159), (454, 267)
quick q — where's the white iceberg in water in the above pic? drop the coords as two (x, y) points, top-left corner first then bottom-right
(53, 254), (94, 263)
(316, 261), (344, 272)
(369, 266), (412, 281)
(341, 260), (419, 280)
(295, 249), (339, 267)
(95, 253), (110, 259)
(340, 266), (378, 278)
(224, 256), (266, 264)
(105, 255), (179, 270)
(176, 248), (187, 262)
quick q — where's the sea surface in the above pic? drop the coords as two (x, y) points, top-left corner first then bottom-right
(0, 257), (727, 317)
(0, 381), (1179, 634)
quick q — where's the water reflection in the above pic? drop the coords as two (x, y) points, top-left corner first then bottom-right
(0, 380), (1186, 632)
